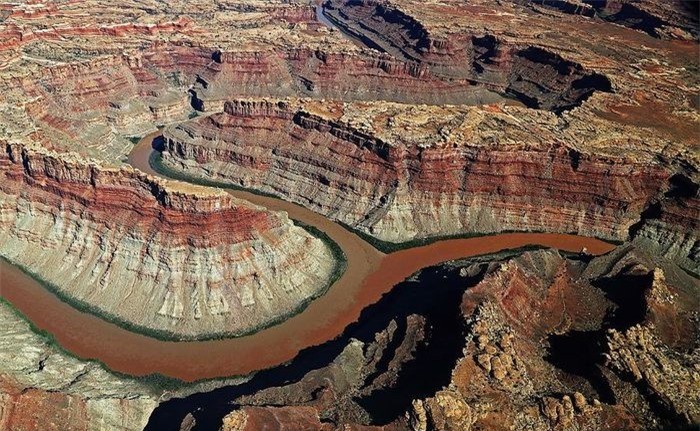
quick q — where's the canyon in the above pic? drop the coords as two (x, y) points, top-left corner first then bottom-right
(148, 245), (699, 431)
(0, 0), (697, 430)
(160, 97), (697, 272)
(0, 141), (337, 339)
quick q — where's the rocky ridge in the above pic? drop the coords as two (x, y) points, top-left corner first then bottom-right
(0, 142), (335, 339)
(181, 247), (699, 431)
(161, 97), (699, 273)
(0, 0), (696, 428)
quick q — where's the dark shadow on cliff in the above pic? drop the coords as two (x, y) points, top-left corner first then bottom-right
(545, 271), (653, 405)
(151, 135), (165, 152)
(585, 1), (665, 37)
(144, 261), (487, 431)
(354, 264), (474, 424)
(546, 330), (616, 404)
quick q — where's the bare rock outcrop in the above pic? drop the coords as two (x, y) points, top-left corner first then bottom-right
(0, 143), (336, 339)
(175, 247), (697, 431)
(0, 0), (696, 428)
(161, 98), (698, 273)
(0, 300), (157, 431)
(606, 325), (700, 424)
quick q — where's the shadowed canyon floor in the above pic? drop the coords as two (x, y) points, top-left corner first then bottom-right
(144, 247), (699, 431)
(0, 0), (698, 429)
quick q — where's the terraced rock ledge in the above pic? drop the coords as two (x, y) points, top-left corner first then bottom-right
(0, 142), (338, 340)
(160, 98), (699, 273)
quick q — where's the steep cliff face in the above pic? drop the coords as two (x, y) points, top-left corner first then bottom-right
(624, 171), (698, 268)
(0, 0), (696, 428)
(584, 0), (698, 40)
(511, 0), (698, 40)
(190, 47), (506, 113)
(430, 248), (700, 431)
(162, 247), (698, 431)
(321, 0), (612, 111)
(190, 39), (610, 114)
(503, 46), (612, 112)
(0, 143), (336, 340)
(321, 0), (434, 62)
(161, 99), (680, 248)
(0, 53), (202, 166)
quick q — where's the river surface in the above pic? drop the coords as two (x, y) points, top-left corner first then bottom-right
(0, 132), (615, 382)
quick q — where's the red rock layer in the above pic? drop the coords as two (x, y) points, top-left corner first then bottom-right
(1, 142), (275, 247)
(208, 247), (699, 430)
(192, 48), (506, 112)
(162, 99), (678, 246)
(0, 142), (335, 339)
(0, 18), (192, 53)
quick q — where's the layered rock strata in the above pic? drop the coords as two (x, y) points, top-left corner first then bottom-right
(190, 29), (611, 113)
(172, 246), (699, 431)
(0, 142), (335, 339)
(440, 248), (700, 431)
(189, 47), (507, 113)
(161, 98), (698, 270)
(0, 0), (696, 428)
(1, 54), (198, 164)
(0, 294), (249, 431)
(321, 0), (612, 111)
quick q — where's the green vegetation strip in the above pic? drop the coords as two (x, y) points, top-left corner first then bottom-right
(0, 222), (347, 343)
(0, 293), (252, 393)
(0, 245), (586, 388)
(0, 148), (350, 342)
(343, 224), (623, 254)
(0, 255), (193, 341)
(0, 275), (190, 392)
(150, 152), (279, 199)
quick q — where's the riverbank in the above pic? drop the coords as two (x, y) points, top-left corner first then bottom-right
(0, 133), (615, 382)
(152, 149), (621, 254)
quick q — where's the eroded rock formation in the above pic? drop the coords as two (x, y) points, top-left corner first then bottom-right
(0, 300), (157, 431)
(161, 98), (698, 273)
(0, 142), (335, 339)
(165, 247), (698, 431)
(0, 0), (696, 428)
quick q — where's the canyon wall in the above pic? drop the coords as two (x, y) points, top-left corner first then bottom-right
(321, 0), (612, 111)
(631, 172), (700, 273)
(190, 39), (610, 114)
(0, 0), (696, 428)
(0, 142), (336, 340)
(1, 52), (200, 164)
(190, 48), (506, 113)
(161, 100), (697, 261)
(166, 246), (699, 431)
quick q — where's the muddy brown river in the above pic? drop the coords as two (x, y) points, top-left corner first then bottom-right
(0, 133), (615, 381)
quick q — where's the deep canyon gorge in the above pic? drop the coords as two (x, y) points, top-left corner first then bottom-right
(0, 0), (698, 430)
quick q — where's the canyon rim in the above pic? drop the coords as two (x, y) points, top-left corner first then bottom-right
(0, 0), (698, 431)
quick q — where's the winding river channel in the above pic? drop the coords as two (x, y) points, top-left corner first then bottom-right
(0, 131), (615, 382)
